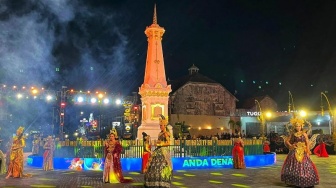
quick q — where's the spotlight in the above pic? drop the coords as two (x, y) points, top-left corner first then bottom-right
(17, 93), (23, 99)
(46, 95), (53, 101)
(103, 98), (109, 104)
(115, 99), (122, 105)
(98, 93), (104, 99)
(90, 98), (97, 104)
(77, 96), (84, 103)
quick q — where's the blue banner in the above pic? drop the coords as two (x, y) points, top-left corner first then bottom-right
(27, 153), (276, 171)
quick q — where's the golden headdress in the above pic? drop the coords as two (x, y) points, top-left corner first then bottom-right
(159, 114), (168, 126)
(17, 126), (25, 135)
(110, 128), (118, 138)
(290, 117), (305, 127)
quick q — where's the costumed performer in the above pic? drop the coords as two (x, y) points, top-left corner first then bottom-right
(142, 132), (151, 174)
(103, 129), (132, 183)
(232, 136), (246, 169)
(6, 126), (32, 179)
(263, 140), (271, 154)
(144, 115), (173, 188)
(313, 136), (329, 157)
(32, 134), (40, 156)
(43, 135), (55, 171)
(281, 117), (319, 187)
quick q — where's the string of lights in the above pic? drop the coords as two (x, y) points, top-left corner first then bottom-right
(0, 84), (124, 106)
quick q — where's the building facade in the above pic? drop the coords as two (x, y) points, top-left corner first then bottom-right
(169, 65), (238, 137)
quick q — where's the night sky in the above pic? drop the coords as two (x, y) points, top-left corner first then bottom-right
(1, 0), (336, 110)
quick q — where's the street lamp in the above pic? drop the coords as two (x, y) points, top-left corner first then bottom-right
(255, 100), (273, 140)
(255, 100), (266, 139)
(321, 92), (333, 134)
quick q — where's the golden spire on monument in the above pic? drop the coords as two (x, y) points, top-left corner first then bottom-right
(153, 4), (157, 25)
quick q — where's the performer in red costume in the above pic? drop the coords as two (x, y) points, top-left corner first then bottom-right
(232, 136), (245, 169)
(103, 129), (132, 183)
(263, 140), (271, 154)
(142, 132), (151, 173)
(313, 136), (329, 157)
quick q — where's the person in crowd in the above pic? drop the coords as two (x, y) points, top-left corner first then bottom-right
(232, 136), (246, 169)
(6, 126), (32, 179)
(281, 117), (319, 187)
(144, 115), (173, 188)
(103, 129), (132, 183)
(263, 140), (271, 154)
(313, 136), (329, 157)
(0, 149), (5, 175)
(32, 134), (40, 156)
(5, 137), (13, 171)
(142, 132), (151, 174)
(43, 135), (55, 171)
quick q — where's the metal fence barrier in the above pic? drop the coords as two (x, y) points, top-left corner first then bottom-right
(48, 139), (263, 158)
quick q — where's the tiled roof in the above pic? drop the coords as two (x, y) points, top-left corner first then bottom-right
(168, 72), (218, 93)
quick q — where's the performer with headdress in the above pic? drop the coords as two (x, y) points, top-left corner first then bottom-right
(281, 117), (319, 187)
(313, 135), (329, 157)
(232, 135), (246, 169)
(142, 132), (151, 173)
(31, 134), (40, 156)
(43, 135), (55, 171)
(6, 126), (32, 179)
(103, 128), (132, 183)
(144, 115), (173, 188)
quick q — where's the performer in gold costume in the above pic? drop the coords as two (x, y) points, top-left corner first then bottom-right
(6, 126), (31, 179)
(281, 117), (319, 187)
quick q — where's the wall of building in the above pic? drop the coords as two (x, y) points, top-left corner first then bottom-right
(171, 83), (236, 116)
(169, 114), (231, 136)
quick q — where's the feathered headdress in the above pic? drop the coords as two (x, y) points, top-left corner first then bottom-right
(290, 117), (305, 127)
(159, 114), (168, 126)
(110, 128), (118, 138)
(17, 126), (25, 135)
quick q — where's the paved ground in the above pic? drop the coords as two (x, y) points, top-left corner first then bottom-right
(0, 154), (335, 188)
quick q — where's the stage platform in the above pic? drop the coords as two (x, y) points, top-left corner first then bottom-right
(27, 153), (276, 171)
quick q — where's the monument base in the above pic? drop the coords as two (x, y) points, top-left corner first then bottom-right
(137, 123), (161, 140)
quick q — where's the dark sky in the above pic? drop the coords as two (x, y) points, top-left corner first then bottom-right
(1, 0), (336, 110)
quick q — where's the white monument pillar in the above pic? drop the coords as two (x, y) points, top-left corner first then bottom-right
(137, 5), (172, 140)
